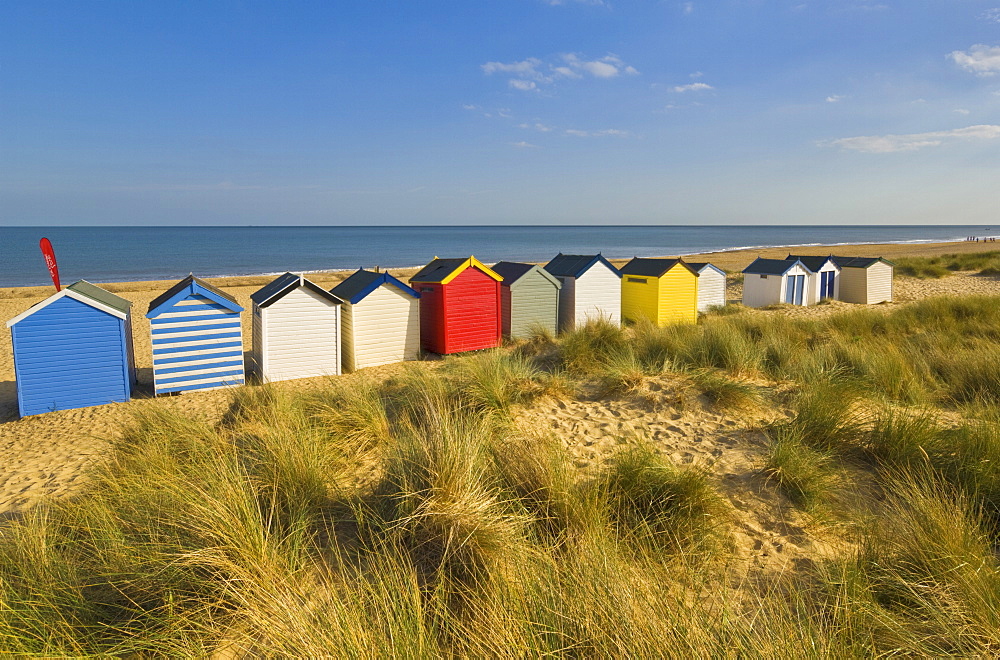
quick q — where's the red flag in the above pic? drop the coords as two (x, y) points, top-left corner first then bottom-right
(39, 238), (61, 292)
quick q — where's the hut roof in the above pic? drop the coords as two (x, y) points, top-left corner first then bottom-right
(410, 256), (502, 284)
(330, 269), (419, 304)
(6, 280), (132, 327)
(251, 272), (342, 308)
(743, 258), (805, 276)
(786, 255), (839, 273)
(620, 257), (698, 278)
(544, 253), (621, 279)
(491, 261), (561, 288)
(685, 262), (727, 276)
(147, 275), (242, 317)
(830, 256), (895, 268)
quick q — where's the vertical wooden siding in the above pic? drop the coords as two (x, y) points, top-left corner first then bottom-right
(556, 277), (576, 332)
(260, 287), (340, 382)
(150, 294), (244, 395)
(12, 296), (131, 417)
(867, 262), (893, 304)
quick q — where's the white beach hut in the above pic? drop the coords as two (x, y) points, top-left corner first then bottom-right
(786, 255), (841, 305)
(543, 253), (622, 332)
(330, 269), (420, 372)
(250, 273), (342, 382)
(685, 262), (728, 312)
(831, 256), (894, 304)
(741, 258), (812, 308)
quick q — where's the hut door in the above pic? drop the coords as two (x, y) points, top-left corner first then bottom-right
(820, 271), (834, 299)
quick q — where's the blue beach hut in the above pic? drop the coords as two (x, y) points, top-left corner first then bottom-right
(6, 280), (137, 417)
(146, 275), (245, 395)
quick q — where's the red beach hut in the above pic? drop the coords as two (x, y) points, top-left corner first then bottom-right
(409, 256), (503, 354)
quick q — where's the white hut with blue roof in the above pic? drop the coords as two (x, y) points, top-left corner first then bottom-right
(7, 280), (136, 417)
(786, 254), (841, 305)
(543, 253), (622, 332)
(146, 275), (245, 395)
(741, 258), (811, 307)
(250, 272), (342, 382)
(331, 269), (420, 372)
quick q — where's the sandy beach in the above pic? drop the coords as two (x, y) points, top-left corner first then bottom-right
(1, 239), (998, 523)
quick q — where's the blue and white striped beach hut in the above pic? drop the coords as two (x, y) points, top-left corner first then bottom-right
(6, 280), (137, 417)
(146, 275), (245, 395)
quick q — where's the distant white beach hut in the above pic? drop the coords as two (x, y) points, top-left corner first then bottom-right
(250, 272), (343, 382)
(330, 269), (420, 372)
(831, 256), (894, 304)
(147, 276), (245, 395)
(543, 253), (622, 332)
(786, 255), (841, 305)
(685, 262), (728, 312)
(741, 258), (811, 308)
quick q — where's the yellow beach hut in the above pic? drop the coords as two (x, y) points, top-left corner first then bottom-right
(620, 258), (699, 326)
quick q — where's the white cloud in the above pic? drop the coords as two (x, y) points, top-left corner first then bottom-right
(981, 8), (1000, 23)
(512, 141), (539, 148)
(462, 104), (480, 111)
(519, 122), (553, 132)
(671, 82), (714, 92)
(954, 108), (971, 115)
(826, 94), (845, 103)
(482, 58), (543, 78)
(682, 2), (694, 15)
(482, 53), (638, 91)
(948, 44), (1000, 76)
(689, 71), (703, 79)
(825, 124), (1000, 153)
(565, 128), (629, 137)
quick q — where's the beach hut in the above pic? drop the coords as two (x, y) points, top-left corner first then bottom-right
(831, 256), (895, 304)
(786, 255), (841, 305)
(6, 280), (136, 417)
(250, 272), (343, 382)
(543, 253), (622, 332)
(409, 256), (503, 354)
(620, 258), (699, 326)
(331, 268), (420, 372)
(491, 261), (562, 339)
(741, 258), (812, 308)
(146, 275), (245, 395)
(685, 262), (728, 312)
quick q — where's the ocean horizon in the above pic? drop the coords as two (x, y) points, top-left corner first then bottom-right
(1, 225), (992, 288)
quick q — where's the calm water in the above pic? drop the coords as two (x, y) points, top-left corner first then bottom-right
(0, 225), (989, 288)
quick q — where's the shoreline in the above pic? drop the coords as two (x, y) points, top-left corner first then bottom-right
(2, 239), (995, 295)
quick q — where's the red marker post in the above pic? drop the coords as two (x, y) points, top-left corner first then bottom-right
(39, 238), (61, 292)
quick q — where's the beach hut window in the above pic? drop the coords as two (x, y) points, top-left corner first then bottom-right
(420, 287), (434, 293)
(627, 277), (647, 284)
(760, 275), (768, 279)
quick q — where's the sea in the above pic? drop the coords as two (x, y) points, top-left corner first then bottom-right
(0, 225), (991, 288)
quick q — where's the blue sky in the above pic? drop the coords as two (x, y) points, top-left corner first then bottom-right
(2, 1), (998, 225)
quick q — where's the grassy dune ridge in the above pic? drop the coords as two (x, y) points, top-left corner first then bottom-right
(2, 296), (1000, 655)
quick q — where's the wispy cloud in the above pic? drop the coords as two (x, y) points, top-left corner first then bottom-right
(565, 128), (630, 137)
(954, 108), (970, 115)
(482, 52), (638, 91)
(948, 44), (1000, 76)
(826, 94), (846, 103)
(981, 8), (1000, 23)
(511, 141), (540, 148)
(671, 82), (714, 92)
(682, 2), (694, 15)
(824, 125), (1000, 153)
(518, 122), (553, 132)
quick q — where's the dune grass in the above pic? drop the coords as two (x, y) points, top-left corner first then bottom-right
(4, 295), (1000, 655)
